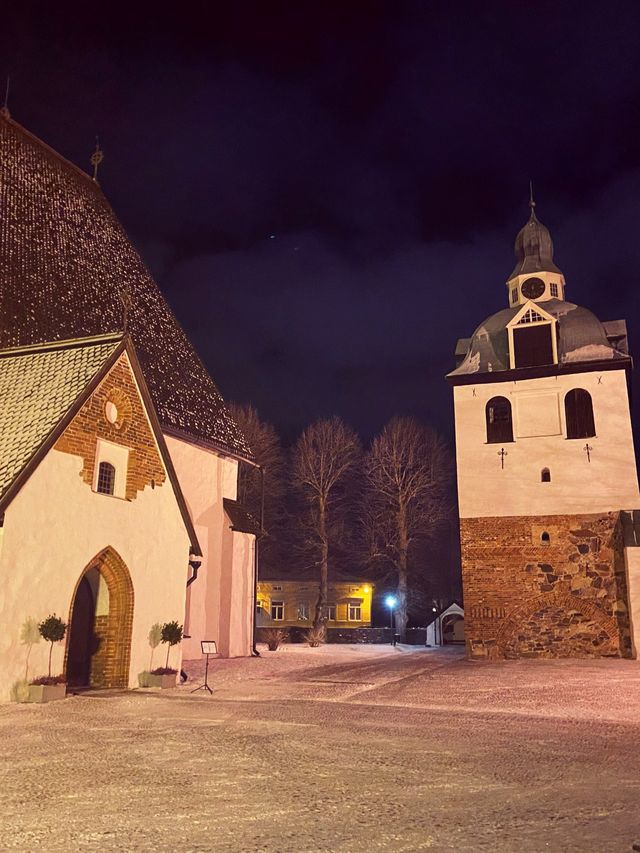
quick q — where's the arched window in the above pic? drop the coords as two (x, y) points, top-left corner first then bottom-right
(97, 461), (116, 496)
(541, 468), (551, 482)
(541, 532), (550, 545)
(564, 389), (595, 439)
(486, 396), (513, 443)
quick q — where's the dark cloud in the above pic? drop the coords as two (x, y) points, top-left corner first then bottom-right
(3, 1), (640, 443)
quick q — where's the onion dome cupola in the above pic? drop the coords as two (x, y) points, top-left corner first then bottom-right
(506, 189), (566, 307)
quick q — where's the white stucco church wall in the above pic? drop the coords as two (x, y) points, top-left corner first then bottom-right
(0, 449), (191, 700)
(453, 368), (640, 519)
(166, 436), (255, 659)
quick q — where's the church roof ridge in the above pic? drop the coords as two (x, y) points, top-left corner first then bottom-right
(0, 332), (125, 358)
(0, 110), (99, 188)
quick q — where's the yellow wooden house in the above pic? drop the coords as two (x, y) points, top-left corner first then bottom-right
(257, 577), (374, 628)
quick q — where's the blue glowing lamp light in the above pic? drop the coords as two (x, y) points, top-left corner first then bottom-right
(385, 595), (398, 609)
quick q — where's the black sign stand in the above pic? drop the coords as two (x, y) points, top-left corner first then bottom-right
(191, 640), (216, 695)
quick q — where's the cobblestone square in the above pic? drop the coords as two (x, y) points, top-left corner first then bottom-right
(1, 646), (639, 852)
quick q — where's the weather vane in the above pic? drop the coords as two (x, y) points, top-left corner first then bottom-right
(90, 136), (104, 182)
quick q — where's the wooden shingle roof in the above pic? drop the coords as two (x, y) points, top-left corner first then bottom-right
(0, 113), (251, 458)
(0, 335), (121, 502)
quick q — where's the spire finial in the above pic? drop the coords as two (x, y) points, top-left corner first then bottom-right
(1, 75), (10, 118)
(529, 179), (536, 214)
(90, 136), (104, 182)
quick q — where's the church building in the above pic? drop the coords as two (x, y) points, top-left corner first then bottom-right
(0, 110), (257, 696)
(448, 196), (640, 659)
(0, 334), (201, 696)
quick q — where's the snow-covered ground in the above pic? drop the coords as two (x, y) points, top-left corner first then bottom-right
(181, 641), (431, 689)
(1, 646), (640, 852)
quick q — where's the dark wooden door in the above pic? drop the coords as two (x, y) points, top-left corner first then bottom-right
(66, 576), (96, 687)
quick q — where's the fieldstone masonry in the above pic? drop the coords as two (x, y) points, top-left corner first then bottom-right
(460, 512), (632, 659)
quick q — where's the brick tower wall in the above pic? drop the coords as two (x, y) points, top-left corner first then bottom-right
(460, 512), (632, 659)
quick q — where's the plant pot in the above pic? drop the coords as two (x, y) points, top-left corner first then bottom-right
(140, 672), (176, 689)
(27, 683), (66, 703)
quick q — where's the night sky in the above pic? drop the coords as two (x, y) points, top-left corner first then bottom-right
(3, 3), (640, 444)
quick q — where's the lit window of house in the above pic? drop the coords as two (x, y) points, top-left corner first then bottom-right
(298, 602), (309, 620)
(326, 604), (336, 621)
(271, 601), (284, 621)
(348, 603), (362, 621)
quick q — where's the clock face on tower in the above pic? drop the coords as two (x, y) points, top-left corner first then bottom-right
(521, 277), (545, 300)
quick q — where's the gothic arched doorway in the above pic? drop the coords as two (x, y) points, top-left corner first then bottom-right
(65, 548), (134, 689)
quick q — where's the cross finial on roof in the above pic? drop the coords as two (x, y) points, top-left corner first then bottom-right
(90, 136), (104, 182)
(1, 75), (10, 119)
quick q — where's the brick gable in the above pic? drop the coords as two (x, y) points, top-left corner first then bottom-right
(54, 353), (166, 499)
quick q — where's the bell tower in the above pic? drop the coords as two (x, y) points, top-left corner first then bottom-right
(448, 196), (640, 661)
(506, 189), (566, 307)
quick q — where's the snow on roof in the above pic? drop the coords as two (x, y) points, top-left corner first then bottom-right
(0, 335), (122, 503)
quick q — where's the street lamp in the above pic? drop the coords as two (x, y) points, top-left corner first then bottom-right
(385, 595), (397, 645)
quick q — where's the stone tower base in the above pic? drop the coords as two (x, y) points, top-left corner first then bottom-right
(460, 512), (632, 659)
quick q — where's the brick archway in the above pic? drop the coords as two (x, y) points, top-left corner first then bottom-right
(65, 547), (134, 689)
(496, 588), (620, 658)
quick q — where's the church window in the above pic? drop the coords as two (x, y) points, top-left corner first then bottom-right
(105, 401), (119, 425)
(541, 468), (551, 482)
(565, 389), (596, 439)
(486, 396), (513, 443)
(96, 461), (116, 496)
(271, 601), (284, 621)
(511, 288), (518, 303)
(541, 532), (550, 545)
(516, 307), (546, 324)
(550, 282), (559, 297)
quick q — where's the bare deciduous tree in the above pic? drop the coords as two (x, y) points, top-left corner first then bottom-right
(292, 417), (361, 627)
(363, 417), (451, 640)
(228, 403), (286, 574)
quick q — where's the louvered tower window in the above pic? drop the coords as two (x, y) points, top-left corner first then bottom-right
(486, 396), (513, 443)
(97, 461), (116, 495)
(565, 389), (596, 439)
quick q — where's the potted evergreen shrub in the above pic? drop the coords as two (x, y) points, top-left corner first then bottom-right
(28, 615), (67, 703)
(138, 623), (163, 688)
(144, 621), (182, 688)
